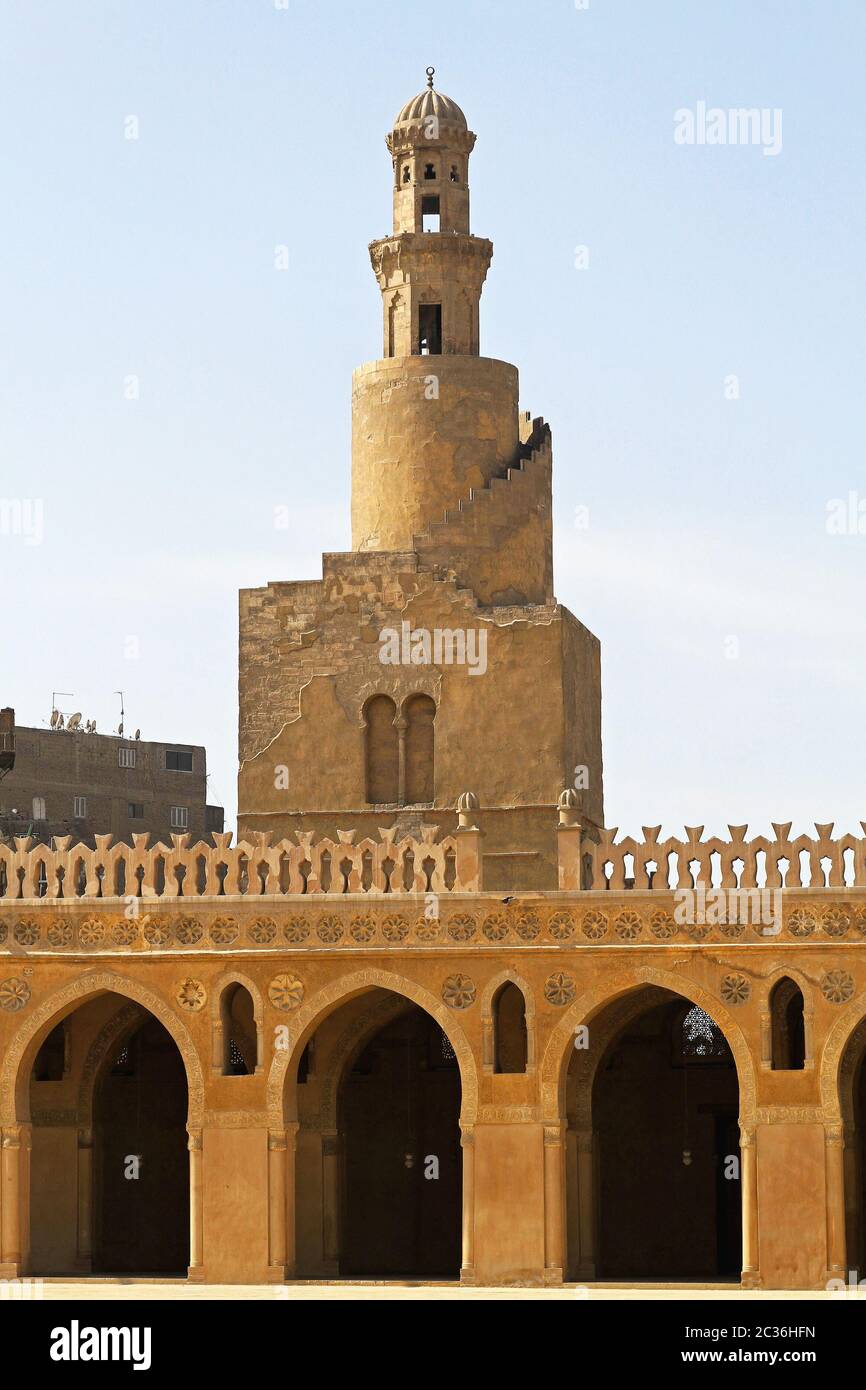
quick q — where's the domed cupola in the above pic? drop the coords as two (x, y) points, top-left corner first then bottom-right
(387, 68), (476, 237)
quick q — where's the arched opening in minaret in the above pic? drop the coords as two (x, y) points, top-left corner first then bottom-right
(565, 989), (742, 1281)
(291, 991), (463, 1279)
(418, 303), (441, 355)
(421, 195), (440, 233)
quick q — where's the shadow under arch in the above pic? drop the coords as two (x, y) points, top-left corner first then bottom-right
(1, 969), (205, 1128)
(266, 966), (478, 1127)
(539, 964), (757, 1126)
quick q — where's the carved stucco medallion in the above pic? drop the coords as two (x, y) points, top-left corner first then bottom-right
(268, 974), (305, 1011)
(177, 979), (207, 1011)
(442, 974), (476, 1009)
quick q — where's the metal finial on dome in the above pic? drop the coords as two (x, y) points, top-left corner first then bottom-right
(426, 66), (435, 89)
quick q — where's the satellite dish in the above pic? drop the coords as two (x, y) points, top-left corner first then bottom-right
(50, 709), (60, 728)
(134, 729), (140, 740)
(57, 713), (65, 729)
(67, 713), (82, 731)
(117, 721), (124, 737)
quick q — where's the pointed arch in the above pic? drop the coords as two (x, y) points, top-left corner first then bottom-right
(210, 970), (264, 1074)
(0, 970), (205, 1127)
(266, 966), (478, 1127)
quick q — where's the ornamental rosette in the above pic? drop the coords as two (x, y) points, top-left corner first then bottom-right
(210, 917), (239, 945)
(447, 914), (476, 942)
(0, 978), (31, 1012)
(269, 974), (304, 1011)
(47, 920), (73, 948)
(111, 921), (138, 946)
(350, 915), (376, 943)
(249, 917), (277, 944)
(720, 973), (750, 1006)
(822, 906), (850, 938)
(649, 909), (676, 939)
(382, 914), (409, 943)
(144, 921), (172, 948)
(547, 910), (575, 941)
(614, 909), (643, 941)
(787, 908), (816, 939)
(544, 973), (576, 1007)
(482, 912), (508, 942)
(442, 974), (476, 1009)
(14, 918), (40, 947)
(515, 911), (541, 942)
(581, 910), (607, 941)
(175, 917), (203, 946)
(317, 916), (343, 944)
(176, 979), (206, 1011)
(821, 970), (854, 1005)
(415, 914), (441, 941)
(78, 917), (105, 946)
(283, 917), (310, 944)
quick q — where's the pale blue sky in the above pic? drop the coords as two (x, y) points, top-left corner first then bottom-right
(2, 0), (864, 839)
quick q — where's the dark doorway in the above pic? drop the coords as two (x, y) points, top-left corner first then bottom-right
(93, 1016), (189, 1273)
(590, 995), (741, 1280)
(339, 1006), (461, 1277)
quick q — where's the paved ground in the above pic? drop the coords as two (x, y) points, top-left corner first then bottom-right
(8, 1281), (857, 1301)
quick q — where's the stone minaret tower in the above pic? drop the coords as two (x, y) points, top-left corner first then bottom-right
(352, 71), (519, 556)
(239, 74), (604, 888)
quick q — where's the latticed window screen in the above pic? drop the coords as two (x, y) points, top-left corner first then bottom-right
(680, 1004), (730, 1061)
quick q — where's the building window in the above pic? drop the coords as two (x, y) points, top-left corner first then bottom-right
(73, 796), (86, 819)
(118, 746), (136, 768)
(404, 693), (435, 803)
(493, 983), (528, 1074)
(165, 749), (193, 772)
(770, 978), (806, 1070)
(402, 164), (411, 183)
(127, 802), (144, 820)
(364, 695), (398, 804)
(32, 796), (46, 821)
(450, 164), (459, 182)
(170, 805), (189, 830)
(424, 162), (436, 180)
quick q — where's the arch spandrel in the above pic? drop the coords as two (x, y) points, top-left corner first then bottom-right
(538, 965), (756, 1128)
(820, 994), (866, 1127)
(265, 967), (478, 1127)
(1, 970), (205, 1128)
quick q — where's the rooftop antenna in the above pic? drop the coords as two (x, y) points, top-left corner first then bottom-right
(51, 692), (73, 730)
(115, 690), (125, 739)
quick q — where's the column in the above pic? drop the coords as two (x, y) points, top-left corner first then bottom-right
(1, 1126), (25, 1274)
(740, 1126), (760, 1285)
(825, 1125), (847, 1279)
(268, 1131), (287, 1275)
(543, 1124), (565, 1282)
(460, 1127), (475, 1282)
(76, 1128), (93, 1270)
(284, 1122), (298, 1278)
(188, 1128), (203, 1278)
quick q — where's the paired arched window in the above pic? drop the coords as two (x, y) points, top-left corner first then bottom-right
(493, 983), (528, 1074)
(770, 978), (806, 1070)
(364, 693), (436, 806)
(219, 984), (257, 1076)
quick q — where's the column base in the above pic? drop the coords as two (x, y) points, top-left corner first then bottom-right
(0, 1263), (21, 1279)
(459, 1265), (477, 1285)
(543, 1266), (564, 1285)
(741, 1269), (763, 1289)
(187, 1266), (207, 1283)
